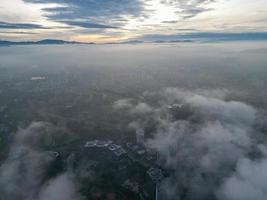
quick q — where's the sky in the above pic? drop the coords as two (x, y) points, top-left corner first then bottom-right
(0, 0), (267, 43)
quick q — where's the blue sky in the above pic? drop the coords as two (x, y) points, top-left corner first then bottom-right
(0, 0), (267, 42)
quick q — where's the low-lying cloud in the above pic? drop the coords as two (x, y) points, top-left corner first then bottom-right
(0, 122), (82, 200)
(1, 86), (266, 200)
(38, 173), (83, 200)
(114, 87), (267, 200)
(216, 156), (267, 200)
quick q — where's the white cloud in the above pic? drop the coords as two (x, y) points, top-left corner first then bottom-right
(130, 102), (153, 114)
(0, 122), (82, 200)
(124, 87), (262, 200)
(38, 173), (83, 200)
(1, 0), (267, 41)
(217, 157), (267, 200)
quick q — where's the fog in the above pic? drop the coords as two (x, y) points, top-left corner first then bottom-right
(114, 88), (267, 199)
(0, 42), (267, 200)
(1, 42), (267, 110)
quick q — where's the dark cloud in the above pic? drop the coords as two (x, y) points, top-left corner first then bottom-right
(0, 31), (38, 35)
(178, 7), (213, 19)
(23, 0), (146, 28)
(60, 21), (118, 29)
(0, 21), (47, 29)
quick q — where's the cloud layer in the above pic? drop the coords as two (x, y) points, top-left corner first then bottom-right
(114, 87), (267, 200)
(0, 21), (46, 29)
(161, 0), (216, 18)
(217, 157), (267, 200)
(0, 122), (83, 200)
(1, 0), (267, 41)
(23, 0), (145, 29)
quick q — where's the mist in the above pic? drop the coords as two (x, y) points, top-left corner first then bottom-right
(0, 42), (267, 200)
(114, 87), (267, 199)
(0, 122), (83, 200)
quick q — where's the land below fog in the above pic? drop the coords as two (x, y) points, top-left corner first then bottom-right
(0, 42), (267, 200)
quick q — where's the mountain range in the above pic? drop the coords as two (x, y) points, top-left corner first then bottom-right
(0, 39), (94, 46)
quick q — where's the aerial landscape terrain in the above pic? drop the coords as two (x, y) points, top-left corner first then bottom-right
(0, 1), (267, 200)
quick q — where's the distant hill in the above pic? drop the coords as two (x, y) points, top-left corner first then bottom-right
(0, 39), (195, 46)
(0, 39), (94, 46)
(119, 40), (144, 44)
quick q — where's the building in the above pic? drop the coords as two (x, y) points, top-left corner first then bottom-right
(95, 140), (112, 147)
(84, 140), (97, 147)
(84, 140), (112, 148)
(122, 179), (139, 193)
(147, 168), (163, 183)
(114, 147), (127, 157)
(126, 142), (139, 151)
(167, 103), (192, 120)
(108, 143), (121, 151)
(136, 129), (145, 145)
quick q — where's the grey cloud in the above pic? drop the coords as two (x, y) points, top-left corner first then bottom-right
(162, 88), (229, 105)
(161, 0), (216, 19)
(23, 0), (146, 28)
(0, 31), (38, 35)
(118, 87), (265, 200)
(179, 7), (213, 19)
(38, 173), (83, 200)
(152, 91), (257, 199)
(162, 20), (178, 24)
(217, 157), (267, 200)
(0, 122), (55, 200)
(138, 32), (267, 42)
(60, 21), (118, 29)
(130, 102), (153, 115)
(0, 122), (82, 200)
(113, 98), (154, 115)
(0, 21), (47, 29)
(186, 94), (256, 125)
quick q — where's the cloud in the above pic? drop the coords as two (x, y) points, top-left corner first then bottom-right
(0, 122), (82, 200)
(38, 173), (83, 200)
(186, 94), (256, 125)
(23, 0), (146, 28)
(0, 21), (47, 29)
(0, 122), (55, 200)
(138, 32), (267, 42)
(61, 21), (118, 29)
(217, 157), (267, 200)
(161, 20), (178, 24)
(117, 87), (266, 200)
(180, 7), (213, 19)
(130, 102), (153, 115)
(0, 31), (38, 34)
(113, 98), (153, 115)
(161, 87), (229, 105)
(161, 0), (216, 19)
